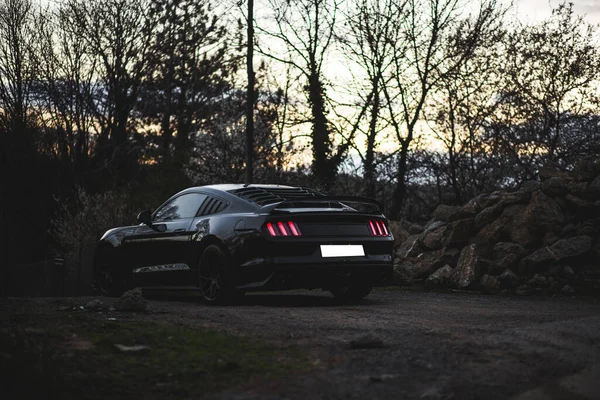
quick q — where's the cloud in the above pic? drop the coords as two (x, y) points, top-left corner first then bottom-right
(572, 1), (600, 21)
(514, 0), (600, 23)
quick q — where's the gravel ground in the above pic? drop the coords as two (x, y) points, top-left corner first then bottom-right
(5, 289), (600, 399)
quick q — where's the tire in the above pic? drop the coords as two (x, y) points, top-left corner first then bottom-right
(196, 244), (237, 305)
(330, 284), (373, 303)
(93, 246), (127, 297)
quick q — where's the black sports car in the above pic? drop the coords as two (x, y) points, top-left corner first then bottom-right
(94, 184), (394, 303)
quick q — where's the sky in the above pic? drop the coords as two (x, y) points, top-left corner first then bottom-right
(514, 0), (600, 22)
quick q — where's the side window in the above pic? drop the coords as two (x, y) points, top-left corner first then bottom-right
(153, 193), (208, 222)
(197, 196), (228, 216)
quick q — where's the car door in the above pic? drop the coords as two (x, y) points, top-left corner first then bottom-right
(129, 192), (208, 287)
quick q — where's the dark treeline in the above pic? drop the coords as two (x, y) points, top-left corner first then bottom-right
(1, 0), (599, 271)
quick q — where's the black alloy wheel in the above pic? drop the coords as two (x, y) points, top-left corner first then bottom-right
(197, 245), (236, 304)
(330, 283), (373, 303)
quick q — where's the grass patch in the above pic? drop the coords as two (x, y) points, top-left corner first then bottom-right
(1, 312), (308, 399)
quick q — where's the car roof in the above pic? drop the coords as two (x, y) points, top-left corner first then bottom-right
(186, 183), (297, 191)
(177, 184), (323, 208)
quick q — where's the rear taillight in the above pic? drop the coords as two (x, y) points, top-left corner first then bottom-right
(368, 220), (389, 236)
(265, 221), (302, 236)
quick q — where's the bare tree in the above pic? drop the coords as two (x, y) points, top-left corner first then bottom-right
(34, 4), (98, 174)
(262, 60), (303, 179)
(424, 10), (506, 203)
(340, 0), (407, 198)
(502, 1), (600, 169)
(382, 0), (506, 217)
(0, 0), (38, 296)
(257, 0), (349, 191)
(188, 65), (295, 185)
(64, 0), (154, 167)
(0, 0), (36, 132)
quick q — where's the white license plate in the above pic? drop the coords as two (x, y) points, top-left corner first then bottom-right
(320, 245), (365, 258)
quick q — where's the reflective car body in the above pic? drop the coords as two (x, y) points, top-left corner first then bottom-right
(94, 184), (394, 302)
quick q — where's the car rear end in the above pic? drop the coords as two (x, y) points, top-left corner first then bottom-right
(228, 187), (394, 292)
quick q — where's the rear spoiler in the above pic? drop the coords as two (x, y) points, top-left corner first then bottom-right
(256, 195), (384, 214)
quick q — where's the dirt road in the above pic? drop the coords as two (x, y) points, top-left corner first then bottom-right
(4, 289), (600, 399)
(138, 289), (600, 400)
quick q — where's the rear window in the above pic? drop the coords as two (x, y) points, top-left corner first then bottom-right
(228, 186), (324, 206)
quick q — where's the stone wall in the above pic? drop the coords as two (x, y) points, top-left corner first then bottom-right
(391, 163), (600, 296)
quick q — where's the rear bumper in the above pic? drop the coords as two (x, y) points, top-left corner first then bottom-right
(236, 239), (394, 290)
(238, 263), (393, 291)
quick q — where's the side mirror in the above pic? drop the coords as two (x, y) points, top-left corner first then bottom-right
(137, 210), (152, 225)
(137, 210), (167, 233)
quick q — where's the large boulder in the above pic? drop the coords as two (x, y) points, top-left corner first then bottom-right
(497, 269), (519, 289)
(396, 234), (422, 258)
(477, 219), (508, 245)
(575, 223), (598, 237)
(572, 158), (600, 182)
(500, 190), (531, 206)
(84, 299), (104, 310)
(539, 166), (571, 181)
(405, 221), (425, 234)
(474, 203), (504, 230)
(462, 193), (490, 214)
(519, 235), (593, 275)
(549, 235), (593, 260)
(541, 177), (570, 197)
(518, 247), (555, 275)
(505, 193), (565, 247)
(397, 250), (446, 280)
(421, 226), (447, 251)
(420, 218), (475, 251)
(500, 204), (532, 245)
(451, 244), (483, 289)
(393, 260), (413, 285)
(488, 254), (518, 275)
(592, 239), (600, 263)
(589, 176), (600, 198)
(526, 191), (565, 231)
(543, 232), (560, 246)
(582, 262), (600, 279)
(521, 180), (541, 193)
(493, 242), (525, 261)
(424, 265), (453, 290)
(439, 247), (462, 267)
(389, 221), (411, 243)
(480, 274), (500, 293)
(564, 194), (593, 216)
(481, 193), (504, 209)
(527, 274), (550, 291)
(432, 204), (476, 223)
(443, 218), (475, 247)
(568, 181), (590, 199)
(114, 288), (149, 312)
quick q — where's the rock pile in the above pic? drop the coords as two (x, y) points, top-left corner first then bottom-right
(114, 288), (149, 311)
(391, 163), (600, 295)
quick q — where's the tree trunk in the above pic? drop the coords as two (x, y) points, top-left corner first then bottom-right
(364, 83), (380, 198)
(308, 69), (335, 191)
(161, 112), (172, 156)
(245, 0), (255, 184)
(391, 143), (409, 218)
